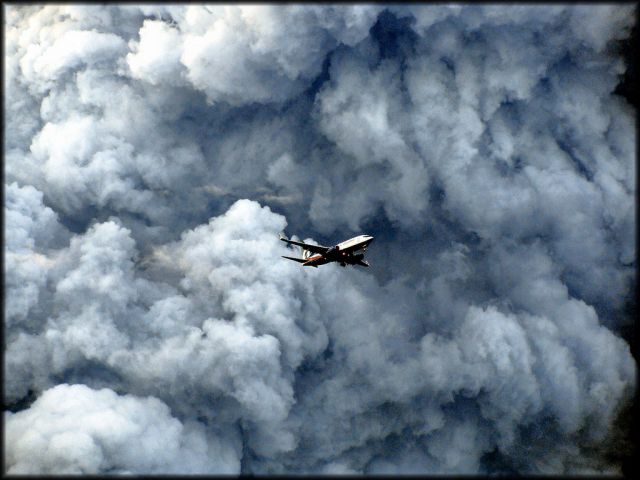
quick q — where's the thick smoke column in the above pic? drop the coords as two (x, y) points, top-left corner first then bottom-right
(4, 4), (636, 474)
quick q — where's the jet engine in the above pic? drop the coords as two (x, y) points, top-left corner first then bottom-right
(325, 245), (340, 258)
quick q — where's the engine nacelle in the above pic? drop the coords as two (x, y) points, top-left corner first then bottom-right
(325, 245), (340, 258)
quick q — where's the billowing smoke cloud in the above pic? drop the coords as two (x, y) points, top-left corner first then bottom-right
(5, 384), (239, 474)
(4, 4), (636, 475)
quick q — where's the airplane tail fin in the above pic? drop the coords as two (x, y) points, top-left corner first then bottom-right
(280, 232), (311, 259)
(356, 259), (370, 267)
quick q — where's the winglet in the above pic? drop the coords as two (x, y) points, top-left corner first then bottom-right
(279, 232), (287, 241)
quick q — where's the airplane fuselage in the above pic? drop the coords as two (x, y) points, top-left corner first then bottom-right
(280, 234), (373, 268)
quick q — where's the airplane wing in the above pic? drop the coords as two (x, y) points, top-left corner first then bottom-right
(279, 235), (329, 255)
(282, 256), (308, 263)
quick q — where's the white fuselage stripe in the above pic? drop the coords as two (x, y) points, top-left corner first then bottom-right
(337, 236), (371, 251)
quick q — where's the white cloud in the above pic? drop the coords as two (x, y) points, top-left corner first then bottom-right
(127, 20), (185, 86)
(5, 384), (240, 474)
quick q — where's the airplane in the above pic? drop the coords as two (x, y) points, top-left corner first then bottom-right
(279, 233), (374, 268)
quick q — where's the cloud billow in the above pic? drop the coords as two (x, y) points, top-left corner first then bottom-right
(4, 4), (636, 475)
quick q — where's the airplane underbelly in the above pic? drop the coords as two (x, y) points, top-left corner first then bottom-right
(305, 255), (329, 266)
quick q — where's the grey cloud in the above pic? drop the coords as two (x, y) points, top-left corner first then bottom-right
(313, 48), (430, 229)
(5, 182), (67, 331)
(126, 5), (384, 105)
(4, 4), (636, 475)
